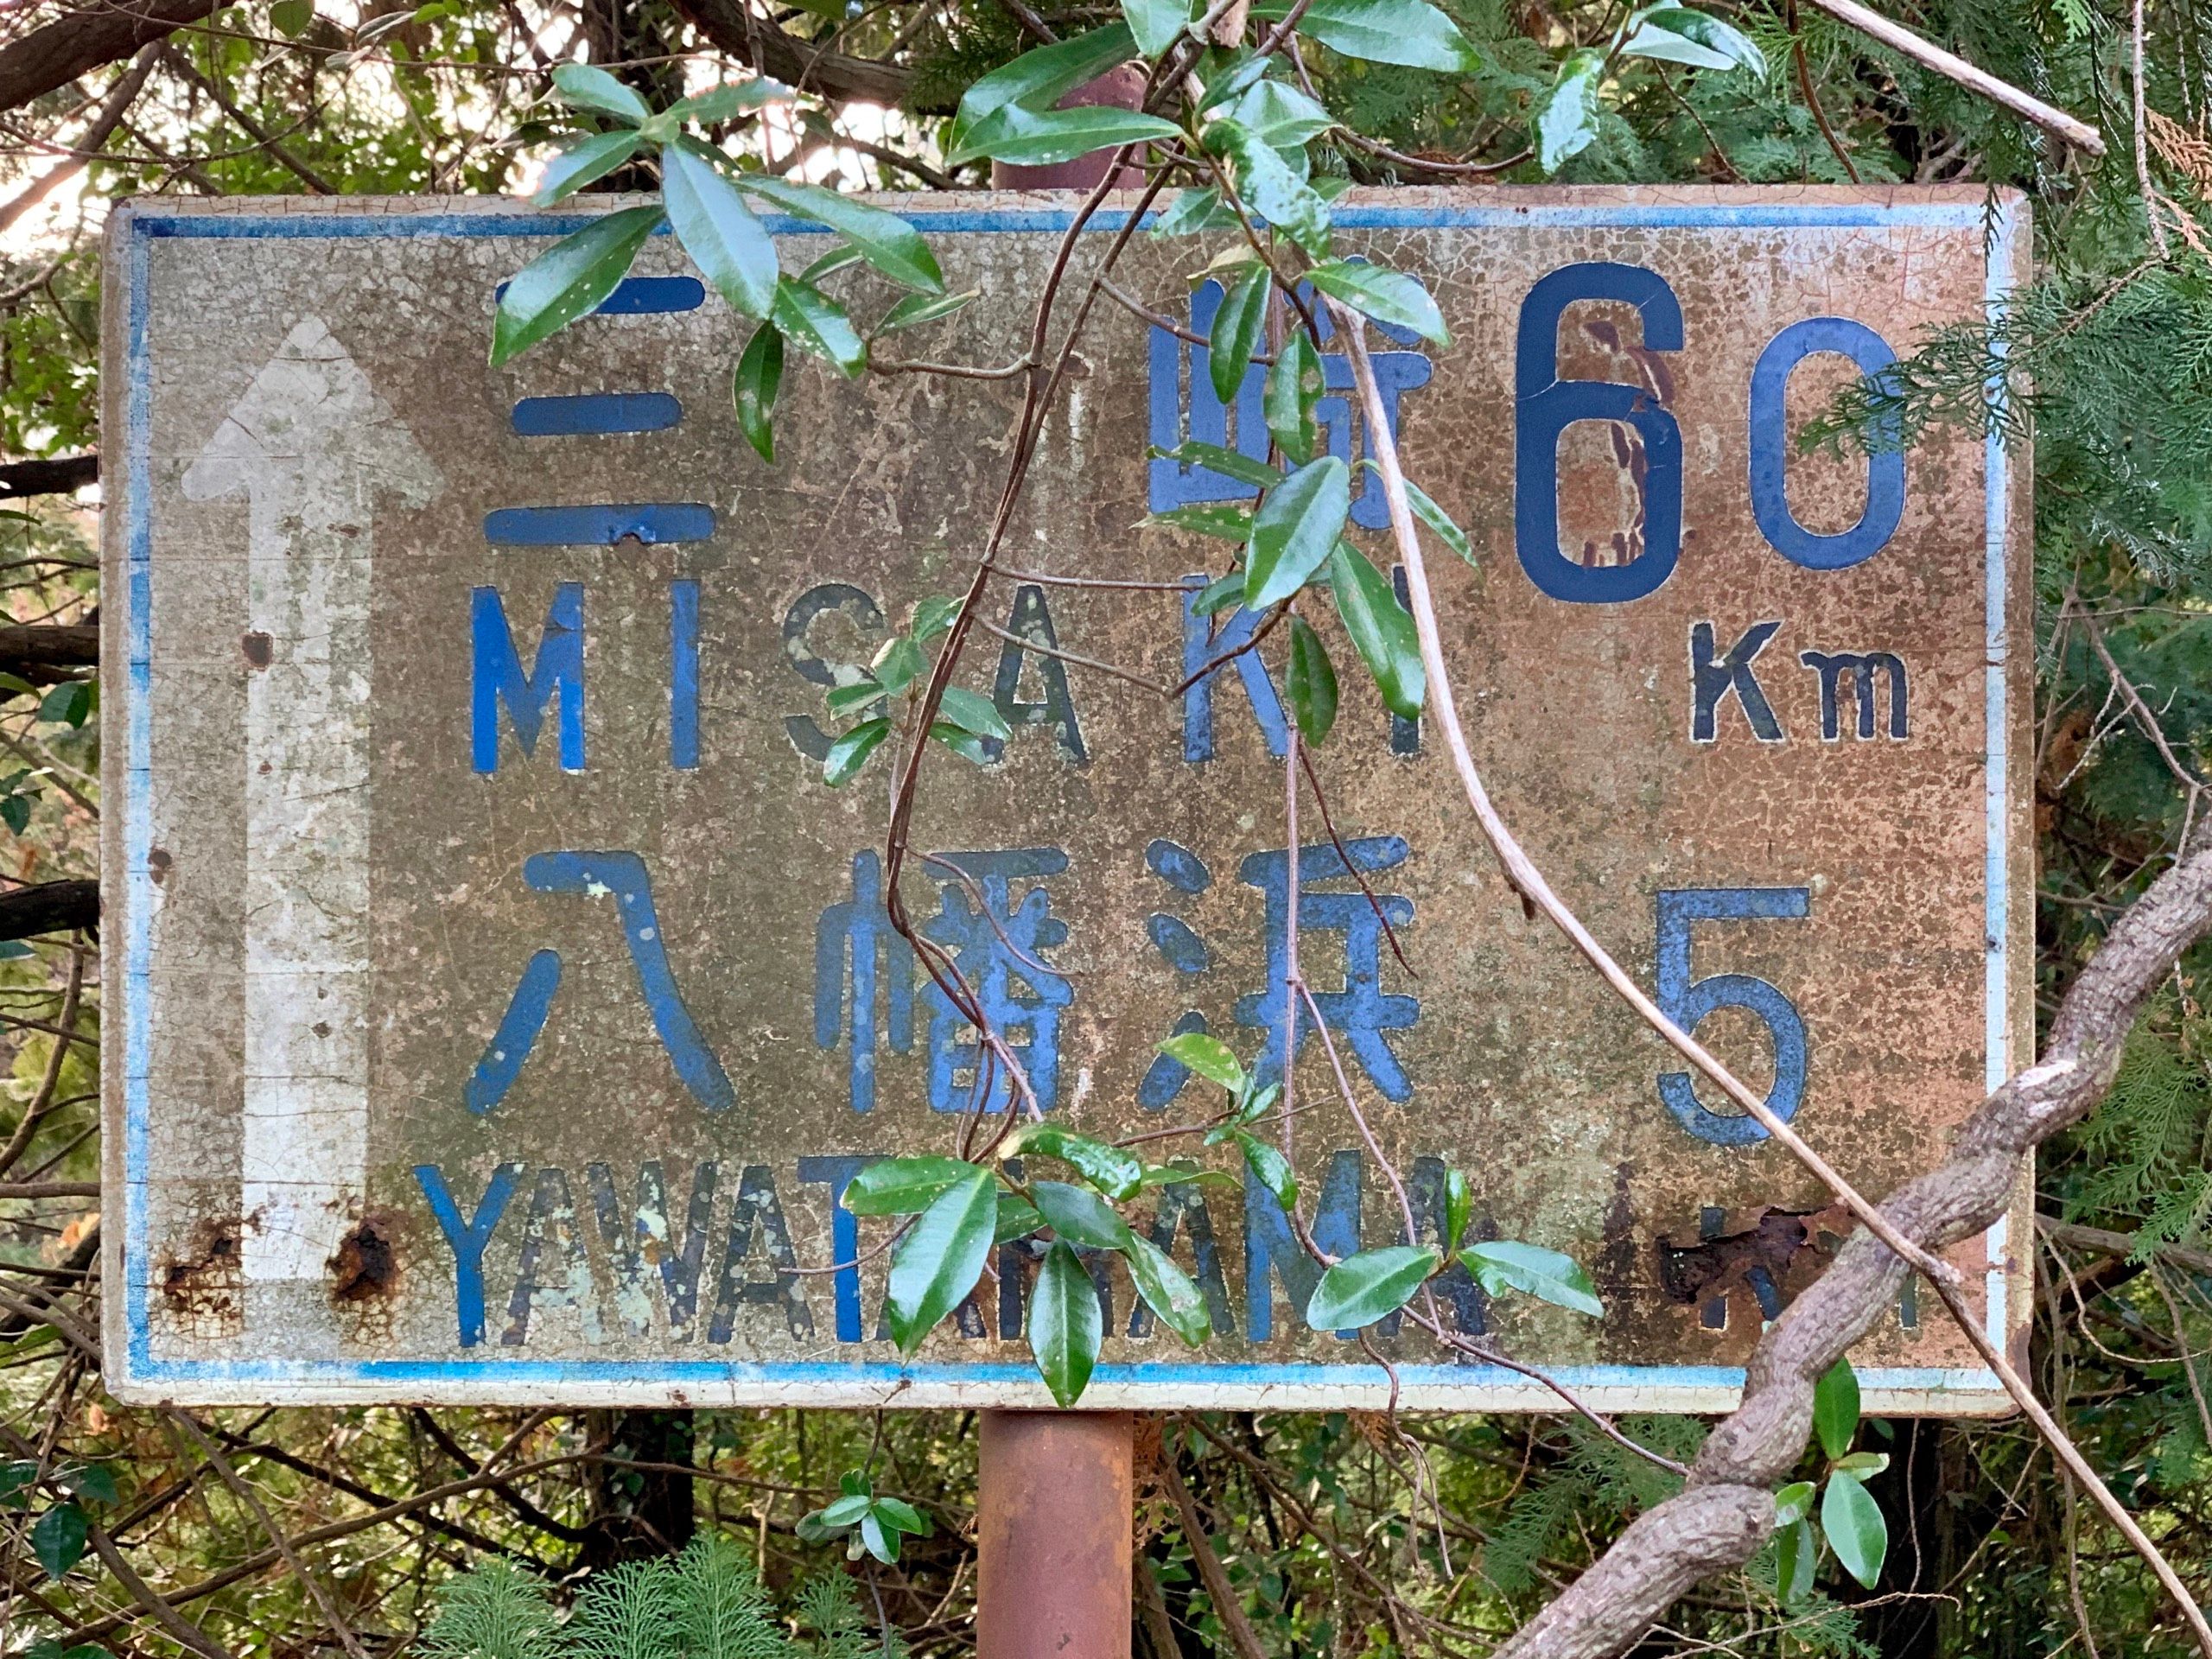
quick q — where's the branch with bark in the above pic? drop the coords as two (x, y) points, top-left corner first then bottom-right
(669, 0), (948, 111)
(0, 454), (96, 501)
(0, 0), (215, 113)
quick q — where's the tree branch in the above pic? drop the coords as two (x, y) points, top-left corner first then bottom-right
(0, 880), (99, 941)
(0, 0), (215, 114)
(668, 0), (947, 111)
(0, 454), (97, 501)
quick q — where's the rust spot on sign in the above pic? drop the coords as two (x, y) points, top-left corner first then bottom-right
(239, 630), (273, 669)
(146, 847), (171, 887)
(327, 1212), (401, 1304)
(1655, 1204), (1847, 1313)
(158, 1216), (243, 1330)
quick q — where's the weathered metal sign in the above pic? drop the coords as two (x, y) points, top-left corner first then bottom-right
(102, 188), (2030, 1411)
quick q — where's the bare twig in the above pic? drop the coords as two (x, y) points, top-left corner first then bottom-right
(1798, 0), (2105, 154)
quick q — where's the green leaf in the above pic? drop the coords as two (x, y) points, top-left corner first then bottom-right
(877, 289), (979, 336)
(871, 1495), (928, 1535)
(1247, 455), (1351, 609)
(490, 205), (663, 366)
(872, 632), (925, 696)
(1196, 52), (1273, 111)
(994, 1191), (1045, 1242)
(1209, 119), (1331, 257)
(963, 104), (1182, 168)
(772, 277), (867, 377)
(1136, 1160), (1236, 1187)
(1619, 6), (1767, 75)
(1461, 1239), (1603, 1316)
(1123, 0), (1190, 56)
(32, 1501), (87, 1580)
(945, 23), (1139, 164)
(840, 1468), (870, 1497)
(1151, 186), (1236, 237)
(1209, 263), (1270, 406)
(270, 0), (314, 37)
(1306, 260), (1447, 346)
(661, 144), (780, 321)
(1305, 1244), (1440, 1330)
(1192, 572), (1245, 614)
(1151, 441), (1279, 491)
(1329, 541), (1423, 720)
(1233, 1129), (1298, 1211)
(938, 685), (1012, 741)
(666, 79), (792, 125)
(1442, 1167), (1472, 1254)
(1265, 329), (1324, 464)
(1030, 1240), (1103, 1407)
(532, 130), (643, 206)
(1535, 48), (1605, 173)
(1232, 1081), (1281, 1124)
(859, 1510), (898, 1562)
(1032, 1180), (1135, 1250)
(1286, 616), (1338, 744)
(1290, 0), (1481, 72)
(800, 243), (865, 284)
(931, 720), (989, 766)
(1224, 79), (1336, 149)
(60, 1465), (116, 1506)
(550, 61), (650, 125)
(912, 595), (964, 641)
(1155, 1031), (1246, 1094)
(1814, 1358), (1860, 1461)
(1125, 1232), (1212, 1345)
(844, 1155), (979, 1216)
(1775, 1516), (1817, 1602)
(0, 1460), (35, 1506)
(734, 324), (783, 463)
(38, 681), (89, 728)
(884, 1166), (997, 1353)
(734, 175), (945, 294)
(1772, 1479), (1815, 1527)
(822, 717), (890, 785)
(1833, 1451), (1890, 1478)
(1001, 1125), (1145, 1201)
(1821, 1469), (1888, 1589)
(819, 1491), (874, 1525)
(1144, 504), (1255, 540)
(1402, 476), (1472, 564)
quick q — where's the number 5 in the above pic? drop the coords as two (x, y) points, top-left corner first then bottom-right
(1655, 887), (1810, 1147)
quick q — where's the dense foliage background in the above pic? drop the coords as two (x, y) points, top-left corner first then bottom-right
(0, 1), (2208, 1654)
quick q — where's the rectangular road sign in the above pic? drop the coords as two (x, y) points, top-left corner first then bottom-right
(103, 188), (2031, 1411)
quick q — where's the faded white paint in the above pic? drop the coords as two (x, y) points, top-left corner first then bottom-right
(183, 316), (442, 1283)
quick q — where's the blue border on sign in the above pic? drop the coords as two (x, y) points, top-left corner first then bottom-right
(118, 197), (2015, 1402)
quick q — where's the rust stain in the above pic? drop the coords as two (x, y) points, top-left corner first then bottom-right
(327, 1211), (401, 1305)
(239, 630), (273, 669)
(146, 846), (171, 887)
(158, 1216), (243, 1325)
(1655, 1203), (1848, 1311)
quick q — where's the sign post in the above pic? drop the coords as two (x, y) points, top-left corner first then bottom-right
(976, 1411), (1133, 1659)
(104, 186), (2028, 1631)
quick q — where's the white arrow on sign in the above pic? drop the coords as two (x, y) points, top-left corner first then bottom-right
(184, 316), (443, 1287)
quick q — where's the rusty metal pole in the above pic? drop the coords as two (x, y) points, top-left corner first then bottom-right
(976, 1411), (1134, 1659)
